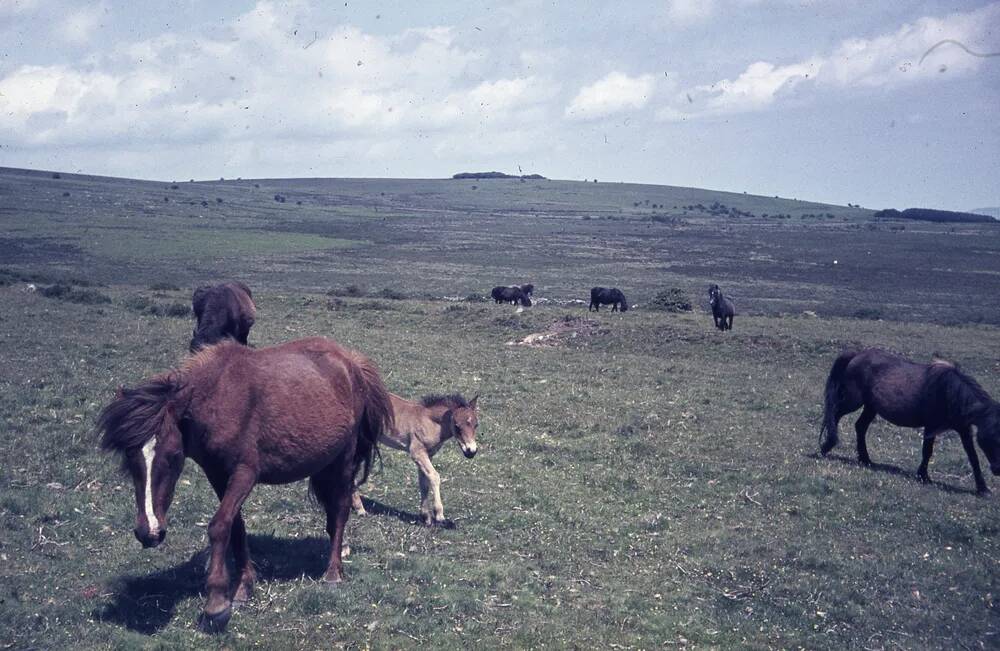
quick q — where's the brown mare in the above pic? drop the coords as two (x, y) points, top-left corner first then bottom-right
(352, 393), (479, 525)
(820, 348), (1000, 494)
(190, 281), (256, 352)
(98, 337), (392, 633)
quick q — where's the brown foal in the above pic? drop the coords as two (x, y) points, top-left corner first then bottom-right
(352, 393), (479, 525)
(98, 337), (392, 633)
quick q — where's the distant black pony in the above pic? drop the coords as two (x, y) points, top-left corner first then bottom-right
(708, 284), (734, 330)
(519, 284), (534, 299)
(190, 282), (256, 352)
(491, 286), (531, 307)
(589, 287), (628, 312)
(820, 348), (1000, 494)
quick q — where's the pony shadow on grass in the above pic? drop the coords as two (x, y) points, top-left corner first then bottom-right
(809, 451), (980, 496)
(357, 496), (456, 529)
(95, 534), (336, 635)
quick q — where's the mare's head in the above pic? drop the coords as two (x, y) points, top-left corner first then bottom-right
(974, 403), (1000, 475)
(708, 284), (721, 306)
(98, 381), (186, 548)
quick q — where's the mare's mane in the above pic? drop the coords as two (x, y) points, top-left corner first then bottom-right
(928, 361), (993, 420)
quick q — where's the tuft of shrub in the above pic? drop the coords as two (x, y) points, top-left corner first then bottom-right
(852, 307), (882, 321)
(327, 285), (364, 297)
(647, 288), (693, 313)
(123, 294), (192, 318)
(149, 282), (181, 291)
(356, 300), (397, 311)
(39, 284), (111, 305)
(326, 298), (346, 311)
(216, 197), (224, 203)
(374, 287), (407, 300)
(158, 302), (192, 318)
(464, 293), (488, 302)
(52, 172), (61, 179)
(63, 192), (71, 197)
(443, 304), (468, 313)
(121, 295), (154, 312)
(170, 184), (179, 190)
(274, 194), (287, 203)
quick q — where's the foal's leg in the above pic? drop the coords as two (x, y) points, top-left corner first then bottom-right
(854, 406), (876, 465)
(411, 448), (445, 525)
(959, 429), (990, 495)
(311, 464), (356, 584)
(351, 489), (367, 515)
(200, 465), (257, 633)
(204, 471), (256, 607)
(917, 431), (935, 483)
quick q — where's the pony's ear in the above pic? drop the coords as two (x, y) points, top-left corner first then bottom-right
(469, 394), (479, 410)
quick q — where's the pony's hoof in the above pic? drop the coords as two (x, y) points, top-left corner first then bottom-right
(858, 458), (872, 467)
(917, 473), (931, 484)
(322, 577), (343, 590)
(197, 606), (232, 634)
(976, 487), (991, 497)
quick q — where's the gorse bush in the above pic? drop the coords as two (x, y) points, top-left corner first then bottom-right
(647, 288), (693, 313)
(38, 284), (111, 305)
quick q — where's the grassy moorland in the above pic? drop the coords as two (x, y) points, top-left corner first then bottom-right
(0, 167), (999, 650)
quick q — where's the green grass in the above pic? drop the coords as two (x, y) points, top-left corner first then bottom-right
(1, 289), (999, 650)
(0, 167), (999, 649)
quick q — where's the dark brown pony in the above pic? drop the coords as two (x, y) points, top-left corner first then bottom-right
(820, 348), (1000, 494)
(491, 286), (531, 306)
(708, 284), (734, 331)
(97, 337), (392, 633)
(589, 287), (628, 312)
(190, 282), (256, 352)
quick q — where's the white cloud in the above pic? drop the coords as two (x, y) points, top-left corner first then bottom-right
(565, 72), (655, 120)
(823, 3), (999, 88)
(0, 0), (558, 150)
(658, 2), (1000, 120)
(665, 0), (716, 25)
(54, 2), (106, 44)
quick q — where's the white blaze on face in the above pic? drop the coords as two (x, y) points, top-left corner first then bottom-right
(141, 437), (159, 533)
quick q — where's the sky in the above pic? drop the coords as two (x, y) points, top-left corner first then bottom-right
(0, 0), (998, 210)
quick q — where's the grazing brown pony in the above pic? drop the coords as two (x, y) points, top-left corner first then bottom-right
(97, 337), (392, 633)
(352, 393), (479, 525)
(820, 348), (1000, 494)
(190, 282), (256, 352)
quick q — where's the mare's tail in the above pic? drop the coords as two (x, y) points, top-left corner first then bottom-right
(820, 350), (856, 454)
(350, 357), (393, 486)
(97, 374), (182, 457)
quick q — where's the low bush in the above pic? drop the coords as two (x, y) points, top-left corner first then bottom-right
(38, 284), (111, 305)
(647, 288), (693, 312)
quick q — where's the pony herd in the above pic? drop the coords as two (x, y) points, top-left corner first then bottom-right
(96, 281), (1000, 635)
(98, 281), (480, 633)
(492, 281), (739, 331)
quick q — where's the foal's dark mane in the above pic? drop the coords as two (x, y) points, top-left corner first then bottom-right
(421, 394), (469, 409)
(930, 363), (994, 420)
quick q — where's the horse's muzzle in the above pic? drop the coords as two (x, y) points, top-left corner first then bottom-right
(135, 528), (166, 548)
(463, 448), (478, 459)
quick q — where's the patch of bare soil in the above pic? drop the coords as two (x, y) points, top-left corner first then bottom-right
(507, 315), (608, 347)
